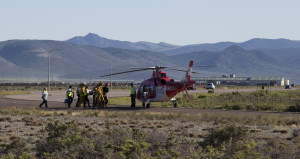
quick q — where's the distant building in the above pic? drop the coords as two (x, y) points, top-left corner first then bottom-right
(189, 76), (285, 86)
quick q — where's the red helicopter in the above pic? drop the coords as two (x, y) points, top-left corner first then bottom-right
(100, 60), (204, 108)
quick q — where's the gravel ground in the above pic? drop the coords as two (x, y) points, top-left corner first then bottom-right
(1, 88), (300, 157)
(0, 114), (296, 147)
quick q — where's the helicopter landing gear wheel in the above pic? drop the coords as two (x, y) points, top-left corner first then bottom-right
(146, 103), (150, 108)
(172, 101), (177, 107)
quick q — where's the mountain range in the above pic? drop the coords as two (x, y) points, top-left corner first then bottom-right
(67, 33), (179, 52)
(66, 33), (300, 56)
(0, 33), (299, 83)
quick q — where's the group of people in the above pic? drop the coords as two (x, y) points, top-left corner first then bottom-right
(39, 81), (110, 108)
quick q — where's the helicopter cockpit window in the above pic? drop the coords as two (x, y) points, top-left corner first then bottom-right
(170, 79), (174, 82)
(160, 79), (167, 84)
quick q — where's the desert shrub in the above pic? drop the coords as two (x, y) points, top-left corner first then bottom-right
(224, 104), (243, 110)
(147, 131), (181, 158)
(202, 140), (264, 159)
(112, 128), (150, 159)
(120, 139), (151, 159)
(287, 100), (300, 112)
(0, 152), (34, 159)
(258, 138), (300, 159)
(198, 94), (207, 98)
(208, 90), (214, 93)
(251, 90), (267, 97)
(194, 125), (267, 158)
(0, 137), (32, 159)
(200, 125), (248, 148)
(93, 121), (152, 159)
(231, 91), (241, 96)
(104, 124), (131, 146)
(37, 120), (97, 158)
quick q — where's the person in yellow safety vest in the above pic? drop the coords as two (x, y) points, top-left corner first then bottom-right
(79, 84), (86, 107)
(130, 83), (136, 107)
(39, 88), (48, 108)
(66, 85), (74, 108)
(96, 81), (104, 107)
(84, 85), (91, 108)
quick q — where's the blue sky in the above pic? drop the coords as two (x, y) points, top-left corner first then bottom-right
(1, 0), (299, 45)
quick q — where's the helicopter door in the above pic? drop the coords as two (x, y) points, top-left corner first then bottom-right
(147, 85), (156, 99)
(146, 80), (156, 99)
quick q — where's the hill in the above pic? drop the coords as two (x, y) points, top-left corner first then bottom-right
(66, 33), (300, 58)
(170, 45), (300, 83)
(1, 37), (300, 84)
(0, 40), (181, 82)
(164, 38), (300, 55)
(66, 33), (179, 52)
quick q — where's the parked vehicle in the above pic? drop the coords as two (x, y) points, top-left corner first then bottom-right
(291, 84), (296, 87)
(206, 83), (215, 90)
(187, 84), (196, 90)
(285, 85), (291, 89)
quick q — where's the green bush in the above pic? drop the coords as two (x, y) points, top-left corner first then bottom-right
(0, 138), (31, 157)
(37, 120), (97, 158)
(208, 90), (214, 93)
(198, 94), (207, 98)
(0, 152), (34, 159)
(201, 125), (247, 148)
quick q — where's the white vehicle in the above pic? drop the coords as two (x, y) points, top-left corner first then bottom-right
(206, 83), (215, 90)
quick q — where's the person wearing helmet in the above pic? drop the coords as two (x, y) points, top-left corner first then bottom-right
(103, 83), (109, 107)
(130, 83), (136, 107)
(66, 85), (74, 108)
(84, 85), (91, 108)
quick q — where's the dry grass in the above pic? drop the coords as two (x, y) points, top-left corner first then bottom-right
(1, 107), (300, 126)
(0, 90), (30, 98)
(0, 108), (300, 158)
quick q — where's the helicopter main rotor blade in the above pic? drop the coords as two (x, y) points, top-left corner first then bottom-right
(113, 66), (170, 70)
(167, 68), (200, 74)
(113, 67), (153, 70)
(194, 65), (217, 67)
(100, 68), (152, 77)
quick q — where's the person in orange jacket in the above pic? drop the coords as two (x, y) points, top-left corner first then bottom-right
(96, 81), (104, 107)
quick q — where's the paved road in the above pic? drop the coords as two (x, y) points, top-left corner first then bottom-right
(5, 90), (130, 102)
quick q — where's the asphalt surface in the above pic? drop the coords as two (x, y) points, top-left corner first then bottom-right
(3, 87), (290, 102)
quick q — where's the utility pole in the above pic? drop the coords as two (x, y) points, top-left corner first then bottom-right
(48, 49), (63, 92)
(110, 63), (112, 90)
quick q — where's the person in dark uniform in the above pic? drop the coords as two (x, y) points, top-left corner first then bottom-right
(75, 83), (82, 107)
(92, 84), (98, 107)
(130, 83), (136, 107)
(103, 83), (109, 107)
